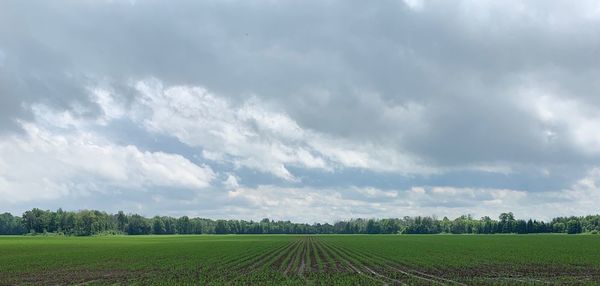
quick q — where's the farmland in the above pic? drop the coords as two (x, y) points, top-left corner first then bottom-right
(1, 235), (599, 285)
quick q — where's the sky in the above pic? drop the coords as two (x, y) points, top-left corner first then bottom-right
(1, 0), (600, 223)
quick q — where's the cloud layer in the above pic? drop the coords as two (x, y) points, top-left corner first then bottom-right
(1, 0), (600, 221)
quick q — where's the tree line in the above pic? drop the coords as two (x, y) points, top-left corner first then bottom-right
(0, 209), (599, 236)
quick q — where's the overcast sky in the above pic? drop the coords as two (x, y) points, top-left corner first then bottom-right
(1, 0), (600, 222)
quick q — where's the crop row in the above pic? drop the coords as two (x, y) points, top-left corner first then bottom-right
(3, 235), (599, 285)
(226, 235), (600, 285)
(213, 236), (472, 285)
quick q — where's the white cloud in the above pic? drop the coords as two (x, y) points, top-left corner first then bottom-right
(549, 167), (600, 215)
(403, 0), (424, 11)
(355, 187), (398, 199)
(127, 79), (432, 181)
(519, 85), (600, 154)
(4, 97), (600, 220)
(223, 173), (240, 189)
(456, 0), (600, 28)
(219, 183), (530, 222)
(216, 174), (600, 222)
(91, 87), (126, 124)
(0, 121), (215, 204)
(225, 185), (359, 222)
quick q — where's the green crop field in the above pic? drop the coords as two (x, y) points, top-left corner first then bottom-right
(1, 235), (599, 285)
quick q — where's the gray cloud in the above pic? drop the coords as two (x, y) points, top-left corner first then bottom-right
(1, 0), (600, 219)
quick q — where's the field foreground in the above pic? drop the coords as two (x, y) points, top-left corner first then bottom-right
(1, 235), (599, 285)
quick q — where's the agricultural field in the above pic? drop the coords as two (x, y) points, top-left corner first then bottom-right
(1, 235), (599, 285)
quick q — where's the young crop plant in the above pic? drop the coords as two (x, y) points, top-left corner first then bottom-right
(1, 235), (600, 285)
(310, 237), (324, 272)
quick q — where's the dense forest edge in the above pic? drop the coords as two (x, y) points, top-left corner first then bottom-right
(0, 209), (599, 236)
